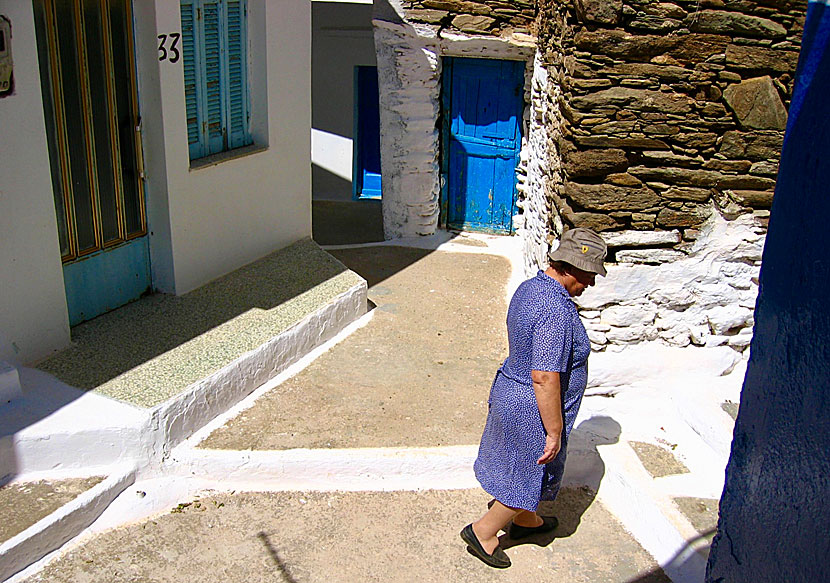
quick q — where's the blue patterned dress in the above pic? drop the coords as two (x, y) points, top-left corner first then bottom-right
(474, 270), (591, 511)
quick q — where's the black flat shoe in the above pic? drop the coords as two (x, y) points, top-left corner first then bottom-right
(508, 516), (559, 540)
(460, 524), (511, 568)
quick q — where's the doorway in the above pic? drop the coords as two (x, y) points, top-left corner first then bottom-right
(353, 65), (382, 200)
(34, 0), (149, 325)
(441, 57), (525, 234)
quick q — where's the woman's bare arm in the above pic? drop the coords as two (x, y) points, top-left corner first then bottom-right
(531, 369), (564, 464)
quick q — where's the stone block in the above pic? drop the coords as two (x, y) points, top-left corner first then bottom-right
(571, 87), (695, 114)
(686, 10), (787, 38)
(718, 130), (785, 161)
(631, 213), (656, 229)
(707, 305), (752, 334)
(576, 136), (671, 149)
(615, 249), (686, 264)
(422, 0), (492, 16)
(601, 229), (682, 247)
(564, 211), (622, 232)
(586, 329), (608, 344)
(657, 207), (710, 227)
(628, 166), (725, 187)
(564, 148), (629, 178)
(673, 132), (719, 150)
(749, 161), (779, 176)
(606, 173), (644, 187)
(644, 3), (688, 19)
(574, 30), (730, 65)
(629, 16), (683, 32)
(703, 159), (753, 173)
(667, 34), (732, 66)
(661, 186), (713, 202)
(723, 76), (788, 130)
(452, 14), (497, 33)
(725, 44), (800, 72)
(641, 150), (703, 168)
(717, 174), (777, 190)
(406, 9), (450, 23)
(564, 182), (661, 211)
(578, 0), (622, 25)
(601, 303), (658, 327)
(727, 189), (775, 207)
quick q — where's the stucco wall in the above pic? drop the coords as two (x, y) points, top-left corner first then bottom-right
(706, 3), (830, 578)
(0, 1), (70, 364)
(143, 0), (312, 295)
(311, 1), (377, 201)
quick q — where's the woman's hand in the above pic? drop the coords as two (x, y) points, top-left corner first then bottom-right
(537, 433), (561, 465)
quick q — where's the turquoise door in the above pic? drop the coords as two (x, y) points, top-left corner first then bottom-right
(354, 66), (382, 199)
(34, 0), (150, 325)
(442, 58), (524, 233)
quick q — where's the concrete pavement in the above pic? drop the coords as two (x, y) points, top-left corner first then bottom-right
(4, 230), (742, 582)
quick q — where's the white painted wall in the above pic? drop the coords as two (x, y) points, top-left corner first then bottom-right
(0, 1), (70, 365)
(141, 0), (312, 294)
(311, 1), (376, 201)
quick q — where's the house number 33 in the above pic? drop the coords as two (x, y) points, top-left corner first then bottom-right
(157, 33), (181, 63)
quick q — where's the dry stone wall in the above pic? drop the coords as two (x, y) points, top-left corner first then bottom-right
(534, 0), (804, 351)
(377, 0), (803, 351)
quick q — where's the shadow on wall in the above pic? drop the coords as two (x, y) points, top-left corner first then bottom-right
(312, 199), (384, 245)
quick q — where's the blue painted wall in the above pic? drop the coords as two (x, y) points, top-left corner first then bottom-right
(706, 2), (830, 580)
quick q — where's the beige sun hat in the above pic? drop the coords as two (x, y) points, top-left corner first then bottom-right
(547, 228), (608, 276)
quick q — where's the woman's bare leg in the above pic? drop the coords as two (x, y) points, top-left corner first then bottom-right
(471, 500), (521, 554)
(512, 509), (544, 528)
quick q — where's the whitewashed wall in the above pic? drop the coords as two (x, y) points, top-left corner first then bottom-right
(0, 1), (71, 364)
(139, 0), (312, 295)
(578, 213), (764, 351)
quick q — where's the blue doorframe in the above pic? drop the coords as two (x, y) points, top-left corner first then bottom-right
(353, 66), (382, 199)
(441, 58), (524, 234)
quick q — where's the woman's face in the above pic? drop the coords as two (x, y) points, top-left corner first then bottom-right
(563, 265), (597, 297)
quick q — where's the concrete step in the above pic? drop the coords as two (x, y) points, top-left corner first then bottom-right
(0, 465), (135, 582)
(2, 239), (367, 477)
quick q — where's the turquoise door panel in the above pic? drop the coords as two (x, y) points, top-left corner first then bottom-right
(63, 237), (151, 325)
(443, 58), (524, 233)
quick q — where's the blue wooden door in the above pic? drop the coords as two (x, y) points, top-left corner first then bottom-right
(354, 66), (382, 199)
(443, 58), (524, 233)
(34, 0), (150, 325)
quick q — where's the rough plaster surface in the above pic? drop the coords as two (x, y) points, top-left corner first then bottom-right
(17, 488), (667, 583)
(706, 3), (830, 579)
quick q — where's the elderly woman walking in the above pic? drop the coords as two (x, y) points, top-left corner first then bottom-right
(460, 227), (608, 568)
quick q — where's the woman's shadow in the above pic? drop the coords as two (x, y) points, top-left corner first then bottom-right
(500, 415), (622, 550)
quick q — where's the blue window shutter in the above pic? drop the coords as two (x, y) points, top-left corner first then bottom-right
(201, 0), (225, 155)
(225, 0), (250, 149)
(181, 0), (249, 160)
(181, 0), (204, 159)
